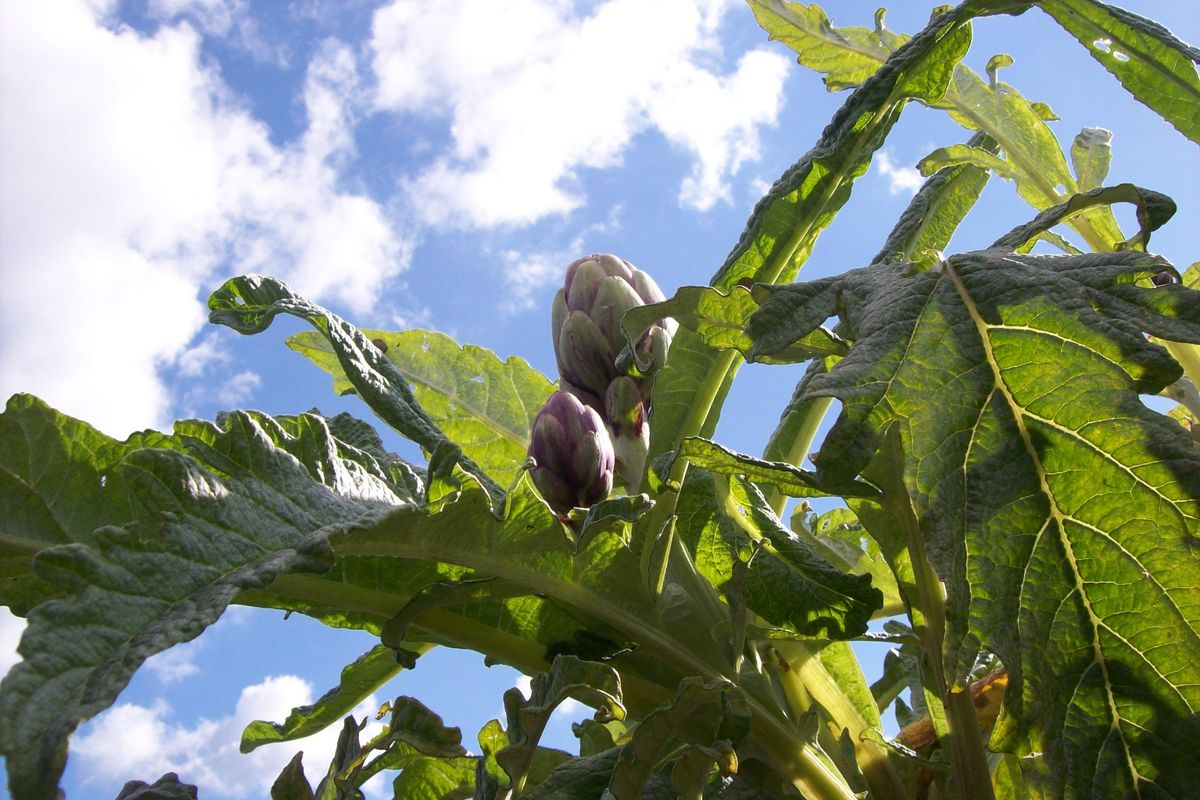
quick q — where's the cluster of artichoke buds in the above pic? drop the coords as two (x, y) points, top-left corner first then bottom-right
(529, 254), (675, 515)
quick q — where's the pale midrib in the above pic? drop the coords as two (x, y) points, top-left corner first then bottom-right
(397, 364), (529, 450)
(945, 262), (1144, 795)
(1021, 410), (1189, 521)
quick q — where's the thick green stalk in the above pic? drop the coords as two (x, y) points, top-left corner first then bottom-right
(876, 430), (995, 800)
(772, 640), (909, 799)
(765, 395), (833, 517)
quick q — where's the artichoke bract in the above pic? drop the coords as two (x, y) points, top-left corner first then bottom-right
(528, 390), (615, 515)
(551, 254), (675, 408)
(551, 254), (675, 489)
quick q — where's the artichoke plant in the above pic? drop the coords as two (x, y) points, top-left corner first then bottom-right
(550, 254), (675, 489)
(528, 390), (615, 516)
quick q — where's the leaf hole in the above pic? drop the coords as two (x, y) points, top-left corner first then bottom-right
(1112, 50), (1129, 62)
(1093, 38), (1112, 52)
(471, 375), (484, 384)
(99, 474), (107, 488)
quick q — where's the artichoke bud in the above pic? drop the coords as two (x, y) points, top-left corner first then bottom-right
(529, 391), (615, 515)
(552, 253), (675, 407)
(557, 312), (618, 398)
(591, 276), (644, 356)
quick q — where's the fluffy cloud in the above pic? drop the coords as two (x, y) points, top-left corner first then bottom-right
(0, 1), (408, 436)
(72, 674), (386, 799)
(875, 149), (925, 196)
(370, 0), (790, 228)
(498, 205), (623, 313)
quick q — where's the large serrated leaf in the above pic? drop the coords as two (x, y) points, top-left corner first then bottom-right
(0, 397), (418, 800)
(289, 328), (554, 487)
(747, 244), (1200, 796)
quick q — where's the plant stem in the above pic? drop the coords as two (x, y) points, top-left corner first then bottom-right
(766, 395), (833, 517)
(877, 427), (996, 800)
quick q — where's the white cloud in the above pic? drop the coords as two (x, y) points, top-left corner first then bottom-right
(875, 150), (925, 196)
(0, 1), (410, 437)
(215, 370), (262, 406)
(0, 607), (26, 682)
(72, 674), (386, 799)
(175, 333), (233, 379)
(370, 0), (790, 228)
(148, 0), (284, 63)
(143, 642), (203, 685)
(498, 206), (623, 313)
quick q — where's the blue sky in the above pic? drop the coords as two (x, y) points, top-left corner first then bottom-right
(1, 1), (1197, 797)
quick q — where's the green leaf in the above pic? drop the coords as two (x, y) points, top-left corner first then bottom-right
(749, 246), (1200, 797)
(241, 644), (409, 753)
(209, 275), (505, 505)
(622, 286), (847, 367)
(1033, 0), (1200, 144)
(747, 1), (904, 92)
(114, 773), (199, 799)
(313, 697), (472, 798)
(678, 470), (882, 639)
(644, 7), (974, 470)
(938, 59), (1127, 251)
(379, 695), (470, 759)
(752, 0), (1129, 253)
(793, 506), (902, 617)
(992, 183), (1176, 251)
(919, 142), (1016, 182)
(668, 436), (877, 499)
(0, 398), (421, 800)
(521, 749), (622, 800)
(388, 755), (477, 800)
(290, 329), (554, 486)
(1069, 127), (1113, 191)
(496, 656), (624, 791)
(0, 398), (167, 613)
(605, 679), (750, 800)
(873, 134), (994, 269)
(270, 753), (316, 800)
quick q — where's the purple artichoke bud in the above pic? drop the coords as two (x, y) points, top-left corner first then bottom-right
(552, 254), (676, 403)
(529, 391), (615, 515)
(605, 376), (650, 490)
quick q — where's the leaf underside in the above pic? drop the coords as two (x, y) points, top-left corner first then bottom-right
(749, 247), (1200, 796)
(0, 397), (418, 799)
